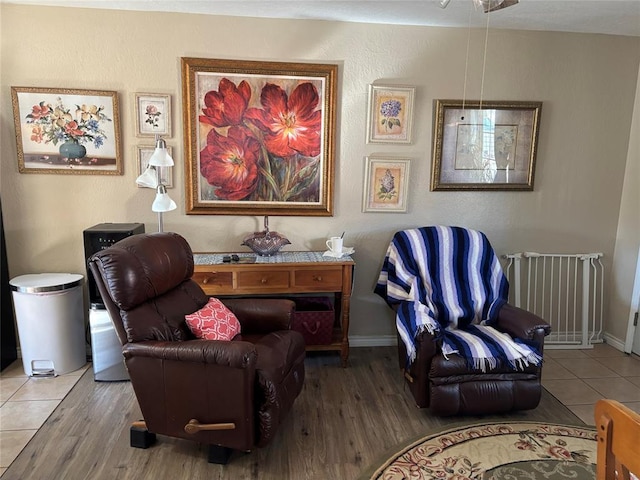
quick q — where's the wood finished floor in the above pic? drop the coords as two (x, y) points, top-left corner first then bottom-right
(1, 347), (584, 480)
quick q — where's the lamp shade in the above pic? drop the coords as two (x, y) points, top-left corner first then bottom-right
(135, 165), (158, 188)
(151, 185), (177, 212)
(148, 137), (174, 167)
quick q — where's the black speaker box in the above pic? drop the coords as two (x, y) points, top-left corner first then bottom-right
(83, 223), (144, 307)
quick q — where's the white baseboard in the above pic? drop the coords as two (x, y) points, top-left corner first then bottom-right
(603, 333), (626, 352)
(349, 335), (397, 347)
(348, 333), (630, 353)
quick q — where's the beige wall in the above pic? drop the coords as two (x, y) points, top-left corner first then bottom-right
(610, 64), (640, 347)
(1, 5), (639, 343)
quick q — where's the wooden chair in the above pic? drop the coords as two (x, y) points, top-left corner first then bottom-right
(595, 399), (640, 480)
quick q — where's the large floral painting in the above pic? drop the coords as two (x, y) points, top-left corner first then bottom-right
(182, 58), (337, 216)
(11, 87), (122, 175)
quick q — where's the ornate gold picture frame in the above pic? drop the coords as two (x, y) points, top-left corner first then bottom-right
(11, 86), (122, 175)
(431, 100), (542, 191)
(181, 57), (338, 216)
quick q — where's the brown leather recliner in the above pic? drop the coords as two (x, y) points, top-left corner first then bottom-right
(88, 232), (305, 463)
(397, 303), (550, 415)
(376, 226), (551, 416)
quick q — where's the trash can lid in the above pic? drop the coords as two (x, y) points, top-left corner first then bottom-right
(10, 273), (84, 293)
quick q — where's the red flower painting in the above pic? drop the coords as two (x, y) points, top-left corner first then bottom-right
(198, 77), (323, 203)
(200, 78), (251, 128)
(200, 126), (260, 201)
(244, 82), (321, 158)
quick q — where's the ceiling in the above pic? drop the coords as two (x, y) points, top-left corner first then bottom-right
(2, 0), (640, 37)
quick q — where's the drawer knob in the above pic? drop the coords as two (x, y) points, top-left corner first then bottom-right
(202, 277), (209, 284)
(313, 275), (322, 282)
(261, 277), (268, 284)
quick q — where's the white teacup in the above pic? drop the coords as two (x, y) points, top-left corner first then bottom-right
(326, 236), (343, 254)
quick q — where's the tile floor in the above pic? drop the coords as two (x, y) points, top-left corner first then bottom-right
(543, 343), (640, 424)
(0, 361), (90, 476)
(0, 343), (638, 475)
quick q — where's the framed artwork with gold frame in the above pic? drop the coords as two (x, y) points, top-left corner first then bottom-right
(431, 99), (542, 191)
(11, 86), (122, 175)
(181, 57), (338, 216)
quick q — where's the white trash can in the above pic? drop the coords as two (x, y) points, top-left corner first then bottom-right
(10, 273), (86, 376)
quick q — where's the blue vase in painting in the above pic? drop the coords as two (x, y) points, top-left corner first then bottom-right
(59, 140), (86, 160)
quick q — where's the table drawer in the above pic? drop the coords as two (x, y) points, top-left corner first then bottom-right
(192, 271), (233, 290)
(236, 270), (290, 289)
(294, 268), (342, 289)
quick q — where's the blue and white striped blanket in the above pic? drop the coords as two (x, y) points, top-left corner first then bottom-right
(375, 226), (542, 371)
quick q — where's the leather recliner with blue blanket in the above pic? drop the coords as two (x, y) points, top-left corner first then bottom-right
(375, 226), (551, 416)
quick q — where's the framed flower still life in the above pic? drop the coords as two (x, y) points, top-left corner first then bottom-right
(11, 87), (122, 175)
(366, 85), (415, 144)
(134, 93), (171, 137)
(181, 57), (338, 216)
(362, 156), (410, 213)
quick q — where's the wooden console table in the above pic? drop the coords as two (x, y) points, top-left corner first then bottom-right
(192, 252), (355, 367)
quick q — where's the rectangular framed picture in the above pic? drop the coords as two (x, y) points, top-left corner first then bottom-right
(181, 57), (338, 216)
(431, 99), (542, 191)
(366, 84), (415, 144)
(135, 93), (171, 137)
(136, 145), (173, 188)
(362, 156), (410, 213)
(11, 86), (122, 175)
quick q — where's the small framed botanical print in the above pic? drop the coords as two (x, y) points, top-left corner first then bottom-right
(136, 145), (173, 188)
(366, 85), (415, 144)
(134, 93), (171, 137)
(362, 156), (410, 213)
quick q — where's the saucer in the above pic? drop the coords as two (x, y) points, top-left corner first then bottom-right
(323, 247), (354, 258)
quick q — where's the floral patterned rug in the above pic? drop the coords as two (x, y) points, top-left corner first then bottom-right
(361, 422), (597, 480)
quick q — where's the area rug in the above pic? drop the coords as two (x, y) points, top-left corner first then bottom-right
(362, 422), (597, 480)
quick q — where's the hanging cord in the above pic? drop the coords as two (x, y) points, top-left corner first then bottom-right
(462, 2), (493, 117)
(461, 1), (474, 115)
(479, 7), (492, 110)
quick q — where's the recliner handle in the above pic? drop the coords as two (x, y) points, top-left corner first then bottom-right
(184, 419), (236, 434)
